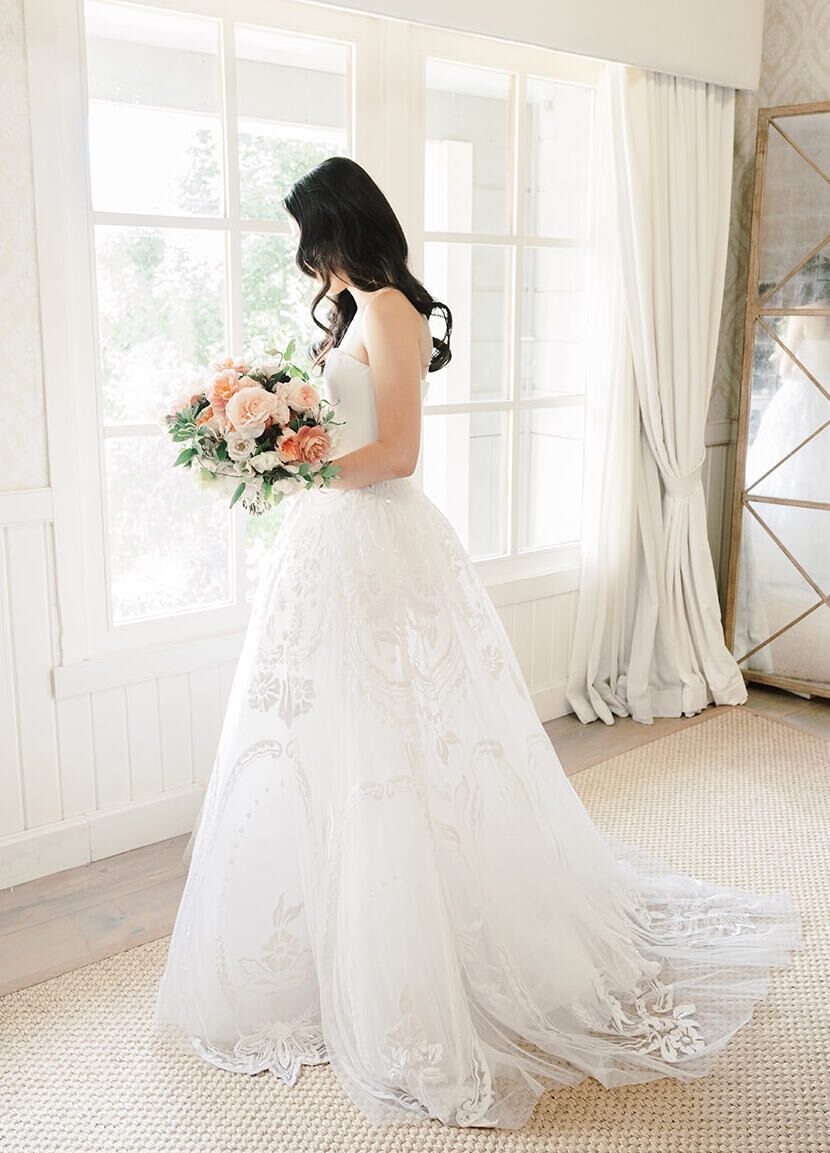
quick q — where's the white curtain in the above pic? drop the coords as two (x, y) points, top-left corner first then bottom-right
(567, 62), (747, 725)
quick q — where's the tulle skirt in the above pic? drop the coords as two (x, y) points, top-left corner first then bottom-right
(151, 476), (802, 1129)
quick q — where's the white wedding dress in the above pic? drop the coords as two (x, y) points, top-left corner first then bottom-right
(152, 307), (802, 1130)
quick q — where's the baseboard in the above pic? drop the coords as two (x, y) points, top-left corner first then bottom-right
(532, 680), (572, 723)
(0, 783), (206, 889)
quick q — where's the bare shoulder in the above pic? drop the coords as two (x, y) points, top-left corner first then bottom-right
(363, 287), (424, 337)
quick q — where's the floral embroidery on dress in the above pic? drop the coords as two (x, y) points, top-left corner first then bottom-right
(630, 889), (759, 940)
(378, 983), (496, 1126)
(435, 728), (462, 766)
(191, 1006), (327, 1086)
(380, 983), (448, 1093)
(567, 889), (765, 1065)
(570, 974), (706, 1062)
(481, 644), (504, 678)
(247, 642), (315, 723)
(239, 893), (313, 991)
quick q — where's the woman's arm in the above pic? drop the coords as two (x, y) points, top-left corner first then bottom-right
(323, 291), (424, 491)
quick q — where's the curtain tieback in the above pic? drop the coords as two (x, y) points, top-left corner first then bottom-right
(662, 461), (704, 499)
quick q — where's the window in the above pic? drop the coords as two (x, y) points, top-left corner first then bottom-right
(83, 1), (353, 634)
(29, 0), (598, 664)
(415, 43), (595, 577)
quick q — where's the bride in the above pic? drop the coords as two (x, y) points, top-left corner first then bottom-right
(151, 156), (802, 1130)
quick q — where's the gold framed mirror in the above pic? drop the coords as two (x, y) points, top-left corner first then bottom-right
(725, 99), (830, 697)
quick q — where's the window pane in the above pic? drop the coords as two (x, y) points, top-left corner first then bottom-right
(241, 232), (321, 355)
(95, 226), (226, 425)
(521, 246), (588, 397)
(518, 404), (584, 550)
(84, 1), (222, 216)
(423, 410), (509, 558)
(235, 26), (348, 221)
(424, 242), (511, 403)
(425, 60), (511, 235)
(105, 434), (231, 623)
(525, 77), (594, 240)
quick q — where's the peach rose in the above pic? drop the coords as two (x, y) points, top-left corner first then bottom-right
(195, 404), (214, 426)
(225, 385), (281, 432)
(295, 425), (332, 463)
(212, 355), (250, 375)
(276, 433), (302, 462)
(204, 409), (228, 435)
(285, 380), (320, 412)
(266, 392), (290, 427)
(207, 369), (244, 412)
(169, 388), (205, 413)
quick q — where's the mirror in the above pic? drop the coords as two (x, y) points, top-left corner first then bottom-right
(726, 100), (830, 695)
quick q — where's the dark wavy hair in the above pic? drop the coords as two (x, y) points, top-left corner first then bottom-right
(282, 156), (452, 374)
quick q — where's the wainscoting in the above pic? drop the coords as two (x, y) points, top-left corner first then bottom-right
(0, 421), (736, 888)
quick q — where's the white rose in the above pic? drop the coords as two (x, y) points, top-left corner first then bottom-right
(272, 477), (301, 495)
(250, 450), (284, 473)
(226, 431), (258, 461)
(253, 359), (284, 378)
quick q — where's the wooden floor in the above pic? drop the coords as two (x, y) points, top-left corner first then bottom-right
(1, 683), (827, 997)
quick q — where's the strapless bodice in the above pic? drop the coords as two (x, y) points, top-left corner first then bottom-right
(322, 347), (430, 462)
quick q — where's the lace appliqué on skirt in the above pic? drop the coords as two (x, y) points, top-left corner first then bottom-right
(377, 982), (496, 1126)
(567, 888), (769, 1063)
(191, 1007), (328, 1086)
(570, 975), (705, 1062)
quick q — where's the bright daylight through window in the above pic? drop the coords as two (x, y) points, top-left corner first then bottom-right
(82, 0), (595, 628)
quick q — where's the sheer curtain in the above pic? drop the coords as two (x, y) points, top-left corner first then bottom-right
(567, 62), (747, 725)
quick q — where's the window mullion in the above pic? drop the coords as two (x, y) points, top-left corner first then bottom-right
(220, 15), (247, 608)
(509, 69), (527, 561)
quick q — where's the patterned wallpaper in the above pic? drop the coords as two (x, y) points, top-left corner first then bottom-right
(709, 0), (830, 426)
(3, 0), (827, 491)
(0, 0), (49, 492)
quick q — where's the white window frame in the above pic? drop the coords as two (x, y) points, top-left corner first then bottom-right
(406, 24), (598, 584)
(25, 0), (597, 687)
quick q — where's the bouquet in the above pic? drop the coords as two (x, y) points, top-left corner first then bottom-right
(160, 337), (343, 515)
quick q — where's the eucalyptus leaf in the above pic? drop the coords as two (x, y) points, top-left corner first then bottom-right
(174, 446), (197, 466)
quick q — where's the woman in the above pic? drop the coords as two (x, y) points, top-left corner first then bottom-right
(152, 156), (802, 1130)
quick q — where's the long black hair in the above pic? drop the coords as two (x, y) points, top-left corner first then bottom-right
(282, 156), (452, 374)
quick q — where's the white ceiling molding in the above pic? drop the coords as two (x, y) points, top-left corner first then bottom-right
(299, 0), (764, 90)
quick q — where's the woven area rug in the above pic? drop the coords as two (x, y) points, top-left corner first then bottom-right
(1, 707), (827, 1153)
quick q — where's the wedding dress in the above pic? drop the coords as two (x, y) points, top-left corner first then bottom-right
(152, 305), (802, 1130)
